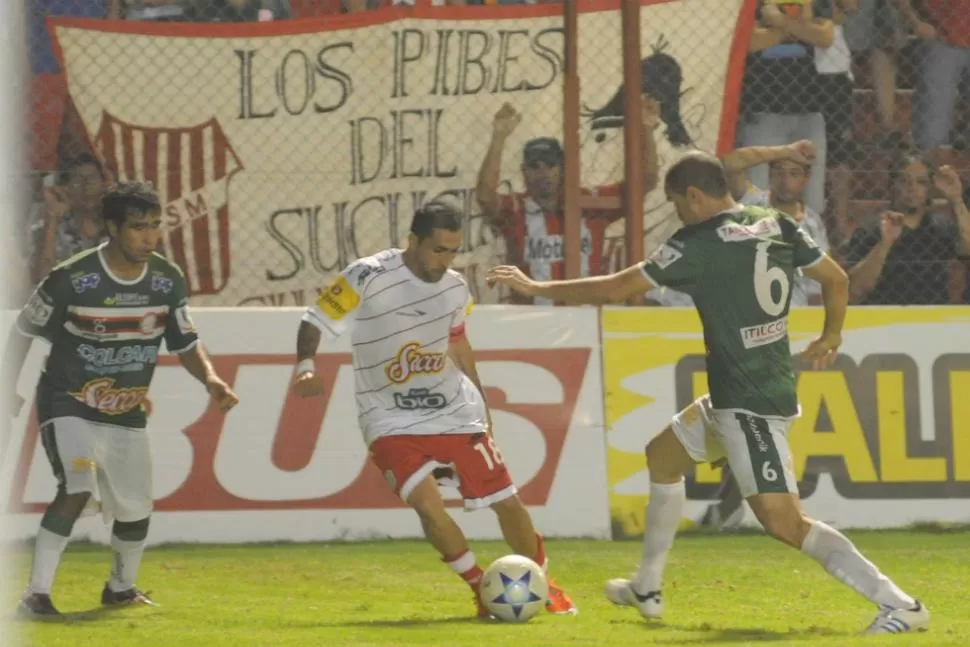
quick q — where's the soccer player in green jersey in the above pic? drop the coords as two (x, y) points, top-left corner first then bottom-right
(486, 152), (929, 635)
(3, 182), (239, 617)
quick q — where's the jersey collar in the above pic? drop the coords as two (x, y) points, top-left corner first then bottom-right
(693, 205), (743, 230)
(97, 242), (149, 286)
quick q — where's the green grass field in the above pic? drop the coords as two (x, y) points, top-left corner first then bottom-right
(9, 529), (970, 646)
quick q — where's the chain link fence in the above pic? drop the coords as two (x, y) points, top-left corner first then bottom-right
(21, 0), (970, 308)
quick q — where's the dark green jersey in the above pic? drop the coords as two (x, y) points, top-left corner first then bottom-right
(640, 205), (823, 418)
(16, 245), (199, 428)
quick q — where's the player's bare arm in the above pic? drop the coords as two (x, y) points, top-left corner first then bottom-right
(800, 254), (849, 370)
(177, 343), (238, 412)
(448, 334), (493, 433)
(293, 320), (324, 397)
(486, 263), (655, 305)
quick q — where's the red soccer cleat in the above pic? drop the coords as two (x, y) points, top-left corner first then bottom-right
(545, 578), (578, 615)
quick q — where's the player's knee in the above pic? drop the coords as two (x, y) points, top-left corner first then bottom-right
(489, 495), (523, 517)
(760, 509), (812, 548)
(406, 478), (447, 521)
(50, 490), (91, 521)
(646, 428), (689, 483)
(113, 517), (151, 542)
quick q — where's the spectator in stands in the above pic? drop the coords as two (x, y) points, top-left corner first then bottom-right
(475, 101), (659, 305)
(184, 0), (292, 21)
(843, 155), (970, 304)
(727, 140), (831, 305)
(738, 0), (835, 217)
(814, 0), (862, 244)
(902, 0), (970, 155)
(108, 0), (186, 20)
(842, 0), (910, 149)
(28, 154), (107, 286)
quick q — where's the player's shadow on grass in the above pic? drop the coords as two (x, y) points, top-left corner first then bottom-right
(13, 605), (153, 625)
(322, 615), (481, 629)
(644, 622), (845, 644)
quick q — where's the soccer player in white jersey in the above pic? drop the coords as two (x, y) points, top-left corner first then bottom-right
(291, 201), (577, 619)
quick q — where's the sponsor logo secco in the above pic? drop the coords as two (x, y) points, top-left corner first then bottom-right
(385, 342), (446, 384)
(69, 378), (150, 415)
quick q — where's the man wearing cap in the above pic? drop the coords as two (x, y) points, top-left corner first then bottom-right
(475, 102), (660, 305)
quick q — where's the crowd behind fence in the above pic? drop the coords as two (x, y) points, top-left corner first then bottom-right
(16, 0), (970, 310)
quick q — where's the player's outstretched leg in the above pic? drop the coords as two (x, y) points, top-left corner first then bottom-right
(406, 475), (490, 618)
(20, 490), (91, 617)
(604, 426), (694, 620)
(102, 517), (155, 606)
(747, 493), (930, 634)
(490, 496), (577, 615)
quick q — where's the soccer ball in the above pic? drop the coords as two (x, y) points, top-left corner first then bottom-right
(479, 554), (548, 622)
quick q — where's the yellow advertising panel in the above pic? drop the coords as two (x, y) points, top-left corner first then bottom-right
(602, 306), (970, 538)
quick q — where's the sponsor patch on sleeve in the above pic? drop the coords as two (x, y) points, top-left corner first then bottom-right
(23, 290), (54, 327)
(647, 244), (683, 269)
(315, 275), (360, 321)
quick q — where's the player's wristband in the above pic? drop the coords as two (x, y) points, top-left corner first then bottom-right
(296, 358), (315, 375)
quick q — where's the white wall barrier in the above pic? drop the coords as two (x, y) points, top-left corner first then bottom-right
(4, 305), (969, 545)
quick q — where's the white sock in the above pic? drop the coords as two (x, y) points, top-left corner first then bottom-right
(633, 479), (685, 594)
(29, 528), (70, 595)
(801, 520), (915, 610)
(109, 536), (147, 592)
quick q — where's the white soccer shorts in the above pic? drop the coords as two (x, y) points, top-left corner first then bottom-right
(671, 395), (798, 498)
(40, 416), (153, 522)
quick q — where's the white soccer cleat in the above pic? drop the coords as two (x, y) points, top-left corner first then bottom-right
(604, 578), (663, 619)
(864, 600), (930, 634)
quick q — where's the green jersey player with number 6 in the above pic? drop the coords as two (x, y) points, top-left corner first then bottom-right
(486, 152), (929, 635)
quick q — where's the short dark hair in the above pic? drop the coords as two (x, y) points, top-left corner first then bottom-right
(59, 153), (104, 185)
(888, 153), (933, 206)
(664, 152), (730, 198)
(889, 153), (932, 186)
(410, 200), (464, 240)
(102, 181), (161, 230)
(888, 153), (936, 208)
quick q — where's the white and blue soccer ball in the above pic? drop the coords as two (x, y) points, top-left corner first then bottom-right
(480, 554), (548, 622)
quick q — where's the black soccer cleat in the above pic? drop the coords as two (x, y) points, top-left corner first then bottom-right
(101, 582), (156, 607)
(18, 592), (61, 617)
